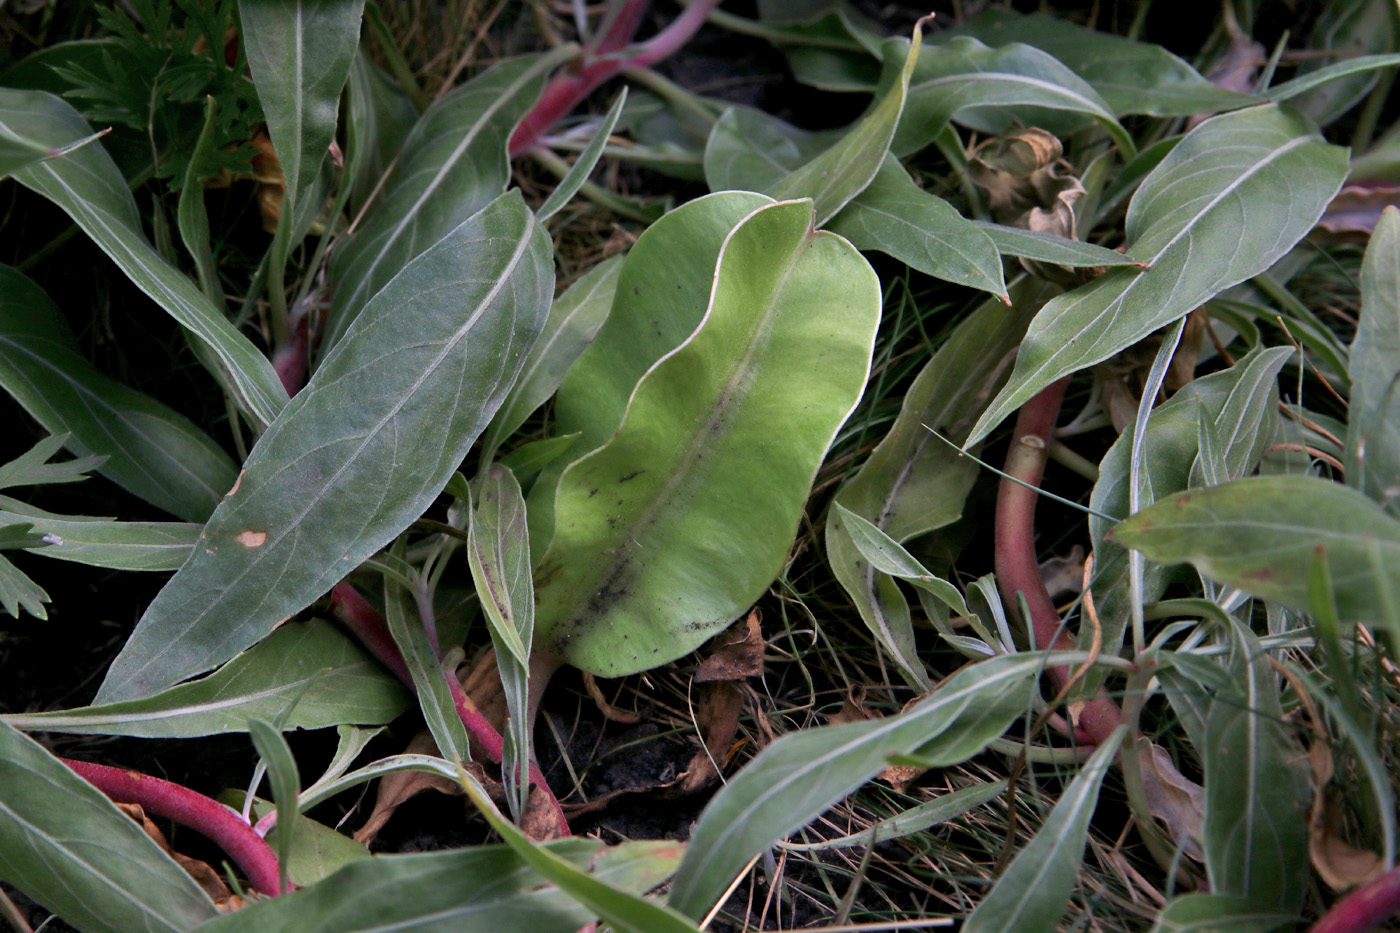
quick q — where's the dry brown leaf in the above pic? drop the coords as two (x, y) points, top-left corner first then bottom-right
(695, 610), (765, 682)
(521, 782), (569, 842)
(1136, 740), (1205, 862)
(1316, 182), (1400, 237)
(115, 802), (248, 910)
(354, 730), (461, 846)
(1311, 792), (1385, 891)
(672, 681), (746, 795)
(583, 671), (642, 723)
(826, 686), (874, 726)
(877, 763), (925, 793)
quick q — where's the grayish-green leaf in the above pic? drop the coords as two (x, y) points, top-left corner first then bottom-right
(324, 51), (564, 355)
(975, 222), (1144, 268)
(248, 718), (301, 894)
(5, 619), (408, 737)
(968, 105), (1347, 445)
(669, 653), (1044, 918)
(536, 89), (628, 223)
(703, 107), (838, 193)
(199, 836), (682, 933)
(828, 155), (1007, 297)
(1151, 893), (1297, 933)
(1266, 1), (1400, 123)
(482, 255), (622, 463)
(962, 727), (1127, 933)
(344, 51), (419, 216)
(0, 510), (199, 571)
(0, 432), (101, 490)
(95, 191), (553, 702)
(0, 552), (46, 619)
(176, 96), (223, 304)
(0, 721), (218, 933)
(384, 574), (471, 764)
(239, 795), (369, 888)
(780, 780), (1008, 851)
(1348, 206), (1400, 514)
(0, 265), (238, 521)
(0, 89), (289, 426)
(533, 199), (879, 677)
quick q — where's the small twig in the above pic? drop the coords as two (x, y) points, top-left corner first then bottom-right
(61, 758), (283, 896)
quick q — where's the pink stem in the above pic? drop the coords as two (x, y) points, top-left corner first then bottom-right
(994, 378), (1122, 747)
(1310, 868), (1400, 933)
(508, 0), (723, 157)
(61, 758), (283, 896)
(329, 581), (571, 836)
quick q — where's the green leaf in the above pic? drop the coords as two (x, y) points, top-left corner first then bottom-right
(1347, 206), (1400, 514)
(0, 523), (43, 550)
(668, 652), (1043, 919)
(974, 222), (1145, 268)
(962, 727), (1127, 933)
(0, 511), (199, 571)
(95, 190), (553, 703)
(0, 721), (219, 933)
(768, 19), (926, 224)
(533, 199), (879, 677)
(0, 265), (239, 521)
(826, 282), (1044, 687)
(177, 96), (225, 304)
(527, 191), (771, 556)
(827, 155), (1007, 298)
(0, 118), (102, 176)
(834, 504), (971, 619)
(938, 10), (1256, 117)
(536, 89), (627, 222)
(893, 36), (1133, 158)
(238, 795), (369, 888)
(384, 572), (471, 765)
(703, 107), (838, 193)
(323, 51), (565, 355)
(481, 254), (622, 463)
(0, 433), (102, 490)
(780, 780), (1008, 850)
(248, 718), (302, 894)
(1267, 56), (1400, 124)
(460, 777), (701, 933)
(241, 0), (363, 228)
(0, 89), (289, 427)
(0, 552), (47, 619)
(4, 619), (407, 737)
(344, 51), (419, 216)
(1108, 475), (1400, 630)
(968, 104), (1348, 445)
(1151, 893), (1296, 933)
(1196, 623), (1311, 914)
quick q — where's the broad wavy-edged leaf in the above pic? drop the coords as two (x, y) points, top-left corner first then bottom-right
(937, 10), (1256, 117)
(323, 51), (563, 355)
(1107, 475), (1400, 629)
(5, 620), (405, 737)
(0, 89), (289, 427)
(0, 266), (237, 522)
(962, 728), (1126, 933)
(893, 36), (1133, 158)
(703, 108), (838, 193)
(527, 191), (771, 557)
(968, 104), (1347, 446)
(1087, 347), (1292, 658)
(975, 222), (1144, 268)
(0, 510), (198, 570)
(767, 20), (925, 224)
(1196, 623), (1311, 913)
(95, 191), (553, 702)
(1348, 206), (1400, 514)
(668, 652), (1044, 919)
(200, 837), (681, 933)
(241, 0), (363, 226)
(826, 282), (1043, 688)
(482, 254), (622, 463)
(828, 155), (1006, 298)
(0, 722), (218, 933)
(533, 199), (879, 678)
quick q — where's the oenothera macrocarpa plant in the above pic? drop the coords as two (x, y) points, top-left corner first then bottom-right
(1, 0), (1399, 930)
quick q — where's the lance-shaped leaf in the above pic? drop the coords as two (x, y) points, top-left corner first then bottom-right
(962, 727), (1126, 933)
(533, 199), (879, 678)
(323, 51), (564, 355)
(0, 265), (237, 522)
(826, 282), (1043, 688)
(527, 191), (771, 556)
(344, 51), (419, 216)
(893, 36), (1133, 158)
(200, 837), (681, 933)
(0, 722), (219, 933)
(0, 510), (199, 571)
(1347, 206), (1400, 513)
(968, 104), (1348, 446)
(4, 619), (407, 737)
(703, 107), (838, 193)
(668, 652), (1044, 919)
(938, 10), (1256, 117)
(767, 19), (925, 224)
(95, 191), (553, 703)
(0, 89), (289, 427)
(1106, 475), (1400, 631)
(827, 155), (1006, 298)
(974, 222), (1145, 268)
(1151, 893), (1296, 933)
(241, 0), (364, 230)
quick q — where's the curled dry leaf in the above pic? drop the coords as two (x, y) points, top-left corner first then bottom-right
(672, 612), (768, 794)
(1316, 182), (1400, 237)
(583, 672), (643, 724)
(116, 802), (247, 912)
(354, 730), (460, 846)
(695, 610), (766, 683)
(823, 687), (926, 789)
(1135, 740), (1205, 862)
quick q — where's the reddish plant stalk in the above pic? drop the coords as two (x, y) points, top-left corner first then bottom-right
(994, 377), (1122, 747)
(508, 0), (723, 157)
(61, 758), (283, 897)
(330, 581), (571, 837)
(1310, 868), (1400, 933)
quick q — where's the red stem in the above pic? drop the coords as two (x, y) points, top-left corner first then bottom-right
(1310, 867), (1400, 933)
(61, 758), (283, 897)
(994, 378), (1122, 747)
(329, 581), (570, 836)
